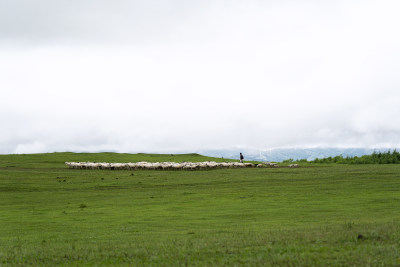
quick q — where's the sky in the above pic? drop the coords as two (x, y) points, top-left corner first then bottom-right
(1, 0), (400, 154)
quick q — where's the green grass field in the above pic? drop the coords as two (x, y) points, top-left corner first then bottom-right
(1, 153), (399, 266)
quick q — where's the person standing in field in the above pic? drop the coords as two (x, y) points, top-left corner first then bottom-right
(240, 153), (244, 163)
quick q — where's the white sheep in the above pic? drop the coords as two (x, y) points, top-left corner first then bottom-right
(66, 160), (287, 170)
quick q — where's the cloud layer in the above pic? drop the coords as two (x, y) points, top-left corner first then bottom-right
(1, 0), (400, 154)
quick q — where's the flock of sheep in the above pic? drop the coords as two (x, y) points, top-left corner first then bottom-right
(65, 161), (299, 170)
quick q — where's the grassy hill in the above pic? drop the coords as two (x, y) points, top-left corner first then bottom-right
(0, 152), (238, 169)
(0, 153), (399, 265)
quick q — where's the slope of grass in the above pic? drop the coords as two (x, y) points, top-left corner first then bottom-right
(0, 153), (399, 265)
(0, 152), (238, 169)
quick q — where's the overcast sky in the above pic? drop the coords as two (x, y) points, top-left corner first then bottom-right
(1, 0), (400, 154)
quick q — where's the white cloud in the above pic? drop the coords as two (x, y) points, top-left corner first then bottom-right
(1, 0), (400, 153)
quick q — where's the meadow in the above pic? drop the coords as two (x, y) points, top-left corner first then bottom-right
(0, 152), (399, 266)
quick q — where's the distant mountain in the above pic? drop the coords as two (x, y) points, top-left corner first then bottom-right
(197, 148), (395, 162)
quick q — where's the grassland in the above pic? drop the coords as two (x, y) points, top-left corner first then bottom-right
(0, 152), (399, 266)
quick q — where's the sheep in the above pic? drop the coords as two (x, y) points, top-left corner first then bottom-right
(237, 163), (246, 168)
(218, 162), (230, 168)
(127, 163), (136, 170)
(86, 162), (98, 169)
(172, 163), (183, 170)
(205, 161), (218, 168)
(65, 161), (287, 170)
(264, 162), (279, 168)
(161, 163), (171, 170)
(111, 163), (125, 170)
(100, 163), (111, 170)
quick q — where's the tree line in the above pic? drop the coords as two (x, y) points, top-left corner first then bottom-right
(302, 150), (400, 164)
